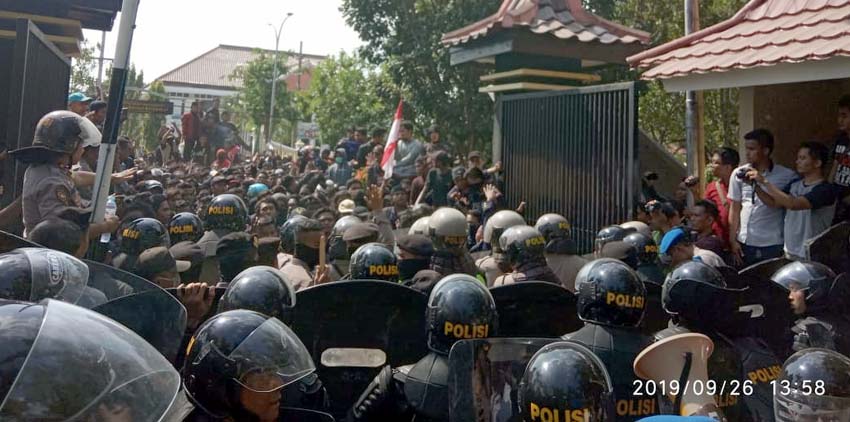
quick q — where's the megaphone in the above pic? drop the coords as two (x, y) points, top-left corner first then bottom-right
(634, 333), (726, 421)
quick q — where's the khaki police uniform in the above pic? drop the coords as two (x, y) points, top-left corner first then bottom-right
(475, 255), (504, 287)
(197, 229), (229, 285)
(545, 253), (588, 293)
(22, 164), (82, 234)
(280, 256), (314, 291)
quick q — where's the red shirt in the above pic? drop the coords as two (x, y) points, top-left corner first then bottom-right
(181, 112), (200, 141)
(704, 179), (730, 243)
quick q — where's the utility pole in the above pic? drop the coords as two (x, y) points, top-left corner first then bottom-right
(684, 0), (706, 196)
(268, 12), (293, 146)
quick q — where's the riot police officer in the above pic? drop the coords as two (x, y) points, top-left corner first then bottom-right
(0, 247), (99, 306)
(476, 210), (526, 285)
(218, 266), (296, 323)
(114, 217), (171, 272)
(327, 215), (362, 279)
(771, 261), (850, 356)
(427, 208), (478, 276)
(593, 225), (632, 258)
(660, 261), (781, 421)
(279, 216), (328, 291)
(183, 309), (326, 421)
(518, 341), (615, 422)
(349, 274), (498, 421)
(535, 213), (587, 292)
(493, 225), (561, 286)
(349, 243), (399, 281)
(169, 212), (204, 244)
(197, 194), (249, 284)
(0, 299), (190, 420)
(773, 348), (850, 421)
(408, 216), (430, 236)
(139, 179), (165, 194)
(623, 232), (664, 286)
(562, 258), (657, 421)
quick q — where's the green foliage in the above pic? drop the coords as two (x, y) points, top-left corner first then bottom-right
(140, 80), (167, 151)
(341, 0), (496, 155)
(299, 52), (396, 144)
(229, 52), (296, 143)
(69, 40), (98, 95)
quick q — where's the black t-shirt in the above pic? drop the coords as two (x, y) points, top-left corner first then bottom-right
(832, 132), (850, 189)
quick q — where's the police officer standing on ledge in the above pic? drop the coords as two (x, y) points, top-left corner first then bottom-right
(12, 111), (119, 238)
(562, 258), (658, 421)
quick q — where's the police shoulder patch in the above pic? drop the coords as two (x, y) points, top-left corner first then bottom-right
(55, 185), (71, 206)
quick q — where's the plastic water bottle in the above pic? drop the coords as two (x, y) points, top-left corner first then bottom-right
(100, 195), (117, 243)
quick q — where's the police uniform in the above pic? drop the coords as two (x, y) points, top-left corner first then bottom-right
(475, 254), (503, 286)
(492, 225), (561, 286)
(279, 255), (314, 291)
(545, 253), (587, 292)
(197, 228), (228, 285)
(198, 194), (249, 285)
(22, 164), (83, 234)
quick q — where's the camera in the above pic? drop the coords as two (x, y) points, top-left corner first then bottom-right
(735, 166), (753, 181)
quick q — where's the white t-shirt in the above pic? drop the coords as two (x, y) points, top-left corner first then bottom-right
(728, 163), (797, 247)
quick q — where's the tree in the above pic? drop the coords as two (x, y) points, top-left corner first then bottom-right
(140, 80), (167, 151)
(230, 52), (296, 144)
(69, 40), (98, 95)
(299, 52), (396, 144)
(341, 0), (496, 156)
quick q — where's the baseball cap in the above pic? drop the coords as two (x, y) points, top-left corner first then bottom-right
(659, 227), (690, 255)
(338, 199), (355, 215)
(135, 246), (191, 280)
(68, 92), (92, 103)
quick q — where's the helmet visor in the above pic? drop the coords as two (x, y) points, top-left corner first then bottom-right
(775, 391), (850, 422)
(20, 248), (90, 305)
(229, 318), (315, 392)
(78, 115), (102, 148)
(0, 300), (181, 420)
(771, 262), (833, 292)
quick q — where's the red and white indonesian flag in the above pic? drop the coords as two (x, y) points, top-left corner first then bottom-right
(381, 100), (404, 178)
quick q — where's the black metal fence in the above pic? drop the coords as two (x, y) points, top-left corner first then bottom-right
(3, 19), (71, 207)
(498, 82), (639, 254)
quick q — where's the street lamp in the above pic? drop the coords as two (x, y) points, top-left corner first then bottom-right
(268, 12), (293, 145)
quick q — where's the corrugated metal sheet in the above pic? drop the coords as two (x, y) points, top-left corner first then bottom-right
(441, 0), (649, 47)
(628, 0), (850, 79)
(155, 45), (325, 90)
(499, 82), (639, 253)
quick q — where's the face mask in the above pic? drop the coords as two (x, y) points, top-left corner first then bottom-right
(335, 157), (344, 164)
(398, 258), (430, 280)
(296, 245), (320, 268)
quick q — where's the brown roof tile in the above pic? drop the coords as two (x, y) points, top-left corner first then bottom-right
(155, 44), (326, 90)
(628, 0), (850, 79)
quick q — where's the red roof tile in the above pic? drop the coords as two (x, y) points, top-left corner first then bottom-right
(441, 0), (649, 48)
(628, 0), (850, 79)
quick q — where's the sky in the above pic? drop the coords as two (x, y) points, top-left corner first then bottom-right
(82, 0), (363, 83)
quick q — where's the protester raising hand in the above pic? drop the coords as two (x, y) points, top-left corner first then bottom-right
(366, 184), (384, 211)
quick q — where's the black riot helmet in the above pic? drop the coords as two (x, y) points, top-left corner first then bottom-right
(575, 258), (647, 327)
(771, 261), (836, 314)
(349, 243), (399, 281)
(623, 232), (659, 267)
(519, 341), (614, 422)
(0, 248), (90, 305)
(279, 215), (308, 254)
(774, 348), (850, 422)
(499, 225), (547, 267)
(204, 194), (249, 232)
(328, 215), (361, 261)
(140, 179), (165, 194)
(9, 110), (99, 163)
(426, 274), (497, 355)
(183, 310), (316, 420)
(119, 217), (171, 255)
(595, 226), (630, 252)
(0, 299), (185, 420)
(217, 266), (296, 324)
(662, 260), (736, 327)
(169, 212), (203, 243)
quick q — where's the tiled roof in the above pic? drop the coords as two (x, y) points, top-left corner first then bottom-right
(155, 44), (326, 90)
(441, 0), (650, 48)
(628, 0), (850, 79)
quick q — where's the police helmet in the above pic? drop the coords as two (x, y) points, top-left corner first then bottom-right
(622, 232), (660, 267)
(519, 341), (614, 422)
(0, 299), (183, 420)
(279, 215), (308, 254)
(328, 215), (362, 261)
(426, 274), (497, 354)
(9, 110), (100, 163)
(620, 221), (651, 238)
(575, 258), (647, 327)
(0, 248), (90, 305)
(484, 210), (526, 246)
(204, 194), (249, 232)
(140, 179), (164, 194)
(774, 348), (850, 422)
(535, 213), (571, 242)
(218, 266), (296, 324)
(120, 217), (171, 255)
(427, 208), (468, 250)
(771, 261), (836, 312)
(168, 212), (203, 243)
(409, 216), (431, 236)
(595, 226), (631, 252)
(183, 310), (315, 419)
(662, 260), (727, 316)
(349, 243), (399, 281)
(499, 225), (547, 266)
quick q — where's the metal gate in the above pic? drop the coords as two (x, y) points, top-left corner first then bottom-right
(3, 19), (71, 207)
(498, 82), (639, 254)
